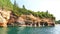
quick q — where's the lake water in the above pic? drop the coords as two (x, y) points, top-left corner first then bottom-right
(0, 24), (60, 34)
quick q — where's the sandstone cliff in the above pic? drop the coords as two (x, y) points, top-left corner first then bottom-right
(16, 14), (55, 27)
(0, 9), (11, 27)
(0, 10), (55, 27)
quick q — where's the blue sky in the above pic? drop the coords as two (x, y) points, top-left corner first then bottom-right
(10, 0), (60, 20)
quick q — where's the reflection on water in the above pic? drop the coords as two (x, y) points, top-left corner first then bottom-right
(0, 25), (60, 34)
(0, 27), (8, 34)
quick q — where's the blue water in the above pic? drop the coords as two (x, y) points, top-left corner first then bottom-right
(0, 25), (60, 34)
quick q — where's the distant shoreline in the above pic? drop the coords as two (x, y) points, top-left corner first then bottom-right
(55, 24), (60, 25)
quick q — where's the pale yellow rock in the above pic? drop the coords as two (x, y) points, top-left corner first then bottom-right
(0, 10), (11, 27)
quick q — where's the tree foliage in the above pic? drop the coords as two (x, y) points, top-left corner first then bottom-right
(0, 0), (55, 19)
(0, 0), (13, 10)
(55, 20), (60, 24)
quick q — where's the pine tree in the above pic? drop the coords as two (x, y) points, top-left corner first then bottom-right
(23, 5), (26, 9)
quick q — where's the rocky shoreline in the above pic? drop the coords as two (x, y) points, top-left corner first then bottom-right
(0, 10), (55, 27)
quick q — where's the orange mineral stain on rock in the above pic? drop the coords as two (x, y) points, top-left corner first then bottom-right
(0, 9), (55, 27)
(17, 14), (55, 27)
(0, 9), (11, 27)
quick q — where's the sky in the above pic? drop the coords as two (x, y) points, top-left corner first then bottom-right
(10, 0), (60, 20)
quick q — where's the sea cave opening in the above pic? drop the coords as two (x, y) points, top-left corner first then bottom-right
(40, 22), (48, 26)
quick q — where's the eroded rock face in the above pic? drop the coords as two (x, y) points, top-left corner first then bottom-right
(17, 14), (55, 27)
(17, 17), (25, 25)
(7, 12), (18, 26)
(0, 10), (11, 27)
(0, 10), (55, 27)
(8, 14), (55, 27)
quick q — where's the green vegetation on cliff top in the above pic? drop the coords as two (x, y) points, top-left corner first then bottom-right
(0, 0), (55, 19)
(0, 0), (13, 10)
